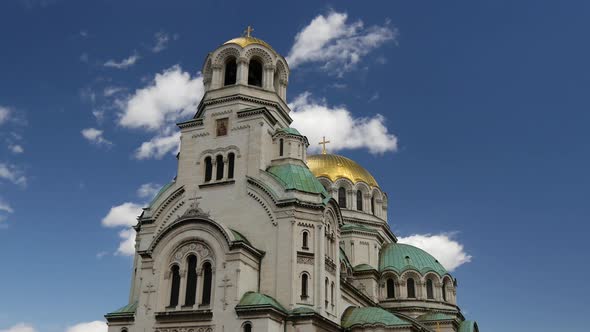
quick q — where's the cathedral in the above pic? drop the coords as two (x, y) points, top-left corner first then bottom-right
(105, 30), (480, 332)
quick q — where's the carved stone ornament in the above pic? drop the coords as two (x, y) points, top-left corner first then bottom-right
(297, 256), (314, 265)
(154, 327), (214, 332)
(181, 194), (210, 219)
(172, 242), (212, 264)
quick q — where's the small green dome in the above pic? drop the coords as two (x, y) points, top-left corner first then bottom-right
(342, 307), (410, 329)
(276, 127), (302, 136)
(379, 243), (448, 276)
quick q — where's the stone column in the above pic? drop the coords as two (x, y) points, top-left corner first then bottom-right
(211, 64), (223, 89)
(263, 64), (275, 90)
(279, 78), (288, 100)
(317, 224), (325, 313)
(237, 57), (249, 85)
(178, 269), (187, 309)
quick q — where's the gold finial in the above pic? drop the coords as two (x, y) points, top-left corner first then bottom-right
(319, 136), (331, 155)
(244, 25), (254, 38)
(436, 322), (441, 332)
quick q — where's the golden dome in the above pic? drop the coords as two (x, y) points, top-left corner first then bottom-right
(307, 154), (379, 187)
(223, 36), (275, 53)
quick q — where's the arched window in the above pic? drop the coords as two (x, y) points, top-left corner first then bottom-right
(204, 156), (212, 182)
(301, 273), (309, 298)
(325, 278), (329, 307)
(215, 155), (224, 180)
(356, 190), (363, 211)
(243, 323), (252, 332)
(386, 278), (395, 299)
(442, 282), (447, 301)
(169, 265), (180, 307)
(224, 57), (237, 86)
(302, 231), (309, 249)
(371, 195), (376, 215)
(279, 138), (284, 156)
(426, 279), (434, 299)
(407, 278), (416, 298)
(338, 187), (347, 208)
(248, 59), (263, 87)
(201, 262), (213, 305)
(185, 255), (197, 306)
(330, 282), (335, 304)
(228, 153), (235, 179)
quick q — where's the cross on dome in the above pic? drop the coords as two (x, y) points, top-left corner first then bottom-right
(244, 25), (254, 37)
(319, 136), (331, 155)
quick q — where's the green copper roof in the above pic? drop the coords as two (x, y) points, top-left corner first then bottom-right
(417, 313), (456, 322)
(148, 181), (174, 208)
(267, 164), (329, 197)
(230, 229), (251, 245)
(291, 306), (316, 315)
(353, 263), (376, 272)
(105, 302), (137, 317)
(341, 307), (411, 329)
(341, 223), (376, 233)
(379, 243), (448, 276)
(276, 127), (302, 136)
(459, 320), (479, 332)
(236, 291), (287, 313)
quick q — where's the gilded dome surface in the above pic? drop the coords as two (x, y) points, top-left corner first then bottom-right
(306, 154), (379, 187)
(223, 36), (275, 53)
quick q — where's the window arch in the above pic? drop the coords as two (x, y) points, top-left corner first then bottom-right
(224, 57), (237, 86)
(248, 59), (263, 87)
(185, 255), (198, 306)
(371, 195), (376, 215)
(243, 322), (252, 332)
(201, 262), (213, 305)
(426, 278), (435, 299)
(386, 278), (395, 299)
(442, 282), (447, 301)
(338, 187), (347, 208)
(204, 156), (212, 182)
(302, 231), (309, 249)
(330, 281), (335, 304)
(169, 265), (180, 307)
(407, 278), (416, 298)
(356, 190), (363, 211)
(279, 138), (284, 156)
(228, 153), (235, 179)
(215, 155), (224, 180)
(301, 273), (309, 299)
(325, 278), (329, 308)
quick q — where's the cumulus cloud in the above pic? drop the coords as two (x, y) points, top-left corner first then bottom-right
(65, 321), (107, 332)
(0, 323), (36, 332)
(103, 86), (125, 97)
(287, 11), (397, 73)
(0, 198), (14, 214)
(104, 53), (140, 69)
(116, 228), (137, 256)
(0, 163), (27, 187)
(118, 66), (204, 131)
(289, 92), (397, 154)
(137, 182), (161, 199)
(8, 144), (24, 154)
(0, 106), (11, 124)
(101, 202), (142, 228)
(397, 233), (472, 272)
(152, 31), (170, 53)
(134, 131), (181, 159)
(81, 128), (112, 146)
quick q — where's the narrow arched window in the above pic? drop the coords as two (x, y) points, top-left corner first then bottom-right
(386, 278), (395, 299)
(204, 157), (212, 182)
(185, 255), (197, 306)
(224, 57), (237, 86)
(338, 187), (347, 208)
(325, 278), (329, 307)
(169, 265), (180, 307)
(427, 279), (434, 299)
(442, 282), (447, 301)
(228, 153), (235, 179)
(243, 323), (252, 332)
(301, 274), (309, 298)
(330, 282), (335, 304)
(302, 231), (309, 249)
(216, 155), (224, 180)
(201, 262), (212, 305)
(371, 195), (376, 215)
(279, 138), (284, 156)
(356, 190), (363, 211)
(407, 278), (416, 298)
(248, 59), (263, 87)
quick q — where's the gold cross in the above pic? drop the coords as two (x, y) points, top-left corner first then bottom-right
(318, 136), (331, 155)
(244, 25), (254, 37)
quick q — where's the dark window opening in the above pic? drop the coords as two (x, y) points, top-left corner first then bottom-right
(201, 262), (212, 305)
(442, 283), (447, 301)
(224, 58), (237, 86)
(356, 190), (363, 211)
(386, 278), (395, 299)
(371, 195), (376, 215)
(338, 187), (347, 208)
(204, 157), (212, 182)
(427, 279), (434, 299)
(248, 59), (263, 87)
(301, 274), (309, 298)
(185, 255), (197, 306)
(302, 231), (309, 249)
(243, 323), (252, 332)
(169, 265), (180, 307)
(279, 138), (284, 156)
(228, 153), (235, 179)
(216, 155), (224, 180)
(407, 278), (416, 298)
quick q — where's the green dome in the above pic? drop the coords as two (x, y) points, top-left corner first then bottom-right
(276, 127), (302, 136)
(379, 243), (448, 276)
(341, 307), (411, 329)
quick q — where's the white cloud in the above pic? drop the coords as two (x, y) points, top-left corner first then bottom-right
(134, 131), (180, 160)
(116, 228), (136, 256)
(103, 86), (125, 97)
(104, 53), (140, 69)
(289, 92), (397, 154)
(286, 11), (397, 73)
(0, 163), (27, 187)
(8, 144), (24, 154)
(397, 233), (472, 272)
(0, 198), (14, 214)
(65, 321), (107, 332)
(152, 31), (170, 53)
(118, 66), (204, 131)
(0, 323), (36, 332)
(0, 106), (11, 124)
(137, 183), (161, 199)
(81, 128), (112, 146)
(101, 202), (142, 228)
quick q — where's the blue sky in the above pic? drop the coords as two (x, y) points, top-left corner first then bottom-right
(1, 1), (589, 331)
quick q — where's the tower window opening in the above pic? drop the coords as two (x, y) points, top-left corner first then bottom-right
(224, 57), (237, 86)
(301, 273), (309, 299)
(407, 278), (416, 298)
(185, 255), (198, 306)
(169, 265), (180, 307)
(371, 195), (376, 215)
(216, 155), (224, 180)
(279, 138), (284, 156)
(243, 323), (252, 332)
(338, 187), (347, 208)
(426, 278), (434, 299)
(201, 262), (213, 305)
(302, 231), (309, 249)
(386, 278), (395, 299)
(204, 157), (212, 182)
(442, 282), (447, 301)
(325, 278), (329, 308)
(356, 190), (363, 211)
(248, 59), (263, 87)
(228, 153), (235, 179)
